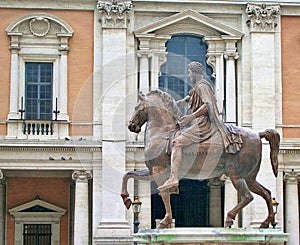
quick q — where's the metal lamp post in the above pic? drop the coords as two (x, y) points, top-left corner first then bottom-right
(272, 197), (279, 228)
(132, 196), (142, 234)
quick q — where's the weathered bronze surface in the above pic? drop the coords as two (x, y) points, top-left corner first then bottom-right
(121, 62), (280, 229)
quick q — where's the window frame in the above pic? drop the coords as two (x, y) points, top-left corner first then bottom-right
(24, 62), (54, 121)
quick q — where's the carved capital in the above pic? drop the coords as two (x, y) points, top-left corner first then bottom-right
(209, 177), (223, 188)
(284, 170), (300, 184)
(97, 0), (132, 28)
(0, 170), (3, 180)
(246, 3), (281, 32)
(137, 50), (151, 58)
(72, 170), (92, 182)
(224, 51), (239, 60)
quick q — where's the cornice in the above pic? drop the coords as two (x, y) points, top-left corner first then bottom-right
(0, 140), (145, 152)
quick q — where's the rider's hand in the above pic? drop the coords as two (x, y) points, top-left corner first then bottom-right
(178, 115), (194, 128)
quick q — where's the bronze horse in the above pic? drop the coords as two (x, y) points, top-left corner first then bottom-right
(121, 89), (280, 229)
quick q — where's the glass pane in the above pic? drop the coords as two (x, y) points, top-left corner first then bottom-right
(159, 35), (213, 100)
(25, 62), (53, 120)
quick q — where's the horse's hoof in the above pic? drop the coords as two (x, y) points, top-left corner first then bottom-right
(157, 215), (172, 229)
(259, 221), (270, 228)
(121, 194), (132, 209)
(225, 218), (234, 228)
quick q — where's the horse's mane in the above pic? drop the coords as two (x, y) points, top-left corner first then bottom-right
(147, 89), (182, 119)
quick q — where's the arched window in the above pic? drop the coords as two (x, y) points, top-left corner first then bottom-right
(159, 35), (213, 100)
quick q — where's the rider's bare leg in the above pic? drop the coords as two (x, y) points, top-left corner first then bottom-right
(158, 136), (182, 192)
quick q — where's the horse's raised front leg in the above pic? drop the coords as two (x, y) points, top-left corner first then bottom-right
(225, 177), (254, 228)
(121, 169), (153, 209)
(152, 166), (173, 229)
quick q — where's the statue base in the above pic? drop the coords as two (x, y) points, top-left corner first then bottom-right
(134, 227), (289, 244)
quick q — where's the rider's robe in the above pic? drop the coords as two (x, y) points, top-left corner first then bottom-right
(182, 79), (242, 154)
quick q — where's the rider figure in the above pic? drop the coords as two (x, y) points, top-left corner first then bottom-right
(158, 61), (242, 192)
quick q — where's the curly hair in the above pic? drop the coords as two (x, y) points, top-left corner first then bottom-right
(187, 61), (204, 75)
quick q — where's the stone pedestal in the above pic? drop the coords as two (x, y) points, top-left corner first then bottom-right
(134, 228), (288, 245)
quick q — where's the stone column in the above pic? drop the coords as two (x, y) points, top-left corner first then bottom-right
(96, 1), (133, 244)
(72, 170), (92, 245)
(224, 45), (239, 124)
(0, 170), (5, 245)
(209, 178), (223, 227)
(222, 175), (239, 228)
(284, 170), (300, 245)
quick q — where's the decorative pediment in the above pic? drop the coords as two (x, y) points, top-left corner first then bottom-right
(134, 9), (243, 38)
(6, 13), (73, 37)
(9, 197), (66, 218)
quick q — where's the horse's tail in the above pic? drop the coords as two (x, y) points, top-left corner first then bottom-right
(259, 129), (280, 177)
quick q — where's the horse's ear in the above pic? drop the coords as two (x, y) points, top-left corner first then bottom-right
(138, 91), (145, 101)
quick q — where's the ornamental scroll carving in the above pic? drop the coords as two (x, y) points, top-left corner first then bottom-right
(246, 3), (280, 32)
(97, 0), (132, 28)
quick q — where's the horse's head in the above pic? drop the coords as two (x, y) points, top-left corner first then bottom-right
(128, 92), (147, 133)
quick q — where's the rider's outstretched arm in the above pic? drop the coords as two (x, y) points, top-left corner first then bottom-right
(176, 95), (190, 108)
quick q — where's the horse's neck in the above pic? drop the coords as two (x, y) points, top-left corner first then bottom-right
(146, 110), (177, 134)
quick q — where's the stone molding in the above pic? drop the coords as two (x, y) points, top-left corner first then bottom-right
(72, 170), (92, 182)
(97, 0), (132, 28)
(246, 3), (281, 32)
(284, 170), (300, 184)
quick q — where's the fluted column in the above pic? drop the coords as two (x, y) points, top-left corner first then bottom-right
(284, 170), (300, 245)
(72, 170), (92, 245)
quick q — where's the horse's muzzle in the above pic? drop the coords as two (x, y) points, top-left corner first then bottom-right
(128, 122), (141, 133)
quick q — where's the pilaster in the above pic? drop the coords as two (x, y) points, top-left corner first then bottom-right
(95, 1), (132, 244)
(0, 170), (5, 245)
(244, 3), (280, 229)
(284, 170), (300, 245)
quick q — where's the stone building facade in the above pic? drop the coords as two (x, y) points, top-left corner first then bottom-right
(0, 0), (299, 245)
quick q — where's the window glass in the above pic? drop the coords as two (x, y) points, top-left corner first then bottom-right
(25, 62), (53, 120)
(159, 35), (213, 100)
(23, 224), (52, 245)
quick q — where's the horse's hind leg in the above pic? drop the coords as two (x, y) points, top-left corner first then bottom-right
(152, 166), (173, 229)
(225, 177), (253, 228)
(246, 178), (274, 228)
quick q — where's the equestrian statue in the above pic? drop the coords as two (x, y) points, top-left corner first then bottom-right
(121, 61), (280, 229)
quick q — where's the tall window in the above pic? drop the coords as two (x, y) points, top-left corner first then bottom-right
(159, 35), (213, 100)
(25, 62), (53, 120)
(23, 224), (52, 245)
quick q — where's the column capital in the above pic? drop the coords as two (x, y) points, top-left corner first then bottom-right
(246, 3), (281, 32)
(209, 177), (223, 188)
(72, 170), (92, 182)
(0, 170), (3, 179)
(137, 50), (151, 58)
(97, 0), (132, 28)
(224, 51), (239, 60)
(284, 170), (300, 184)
